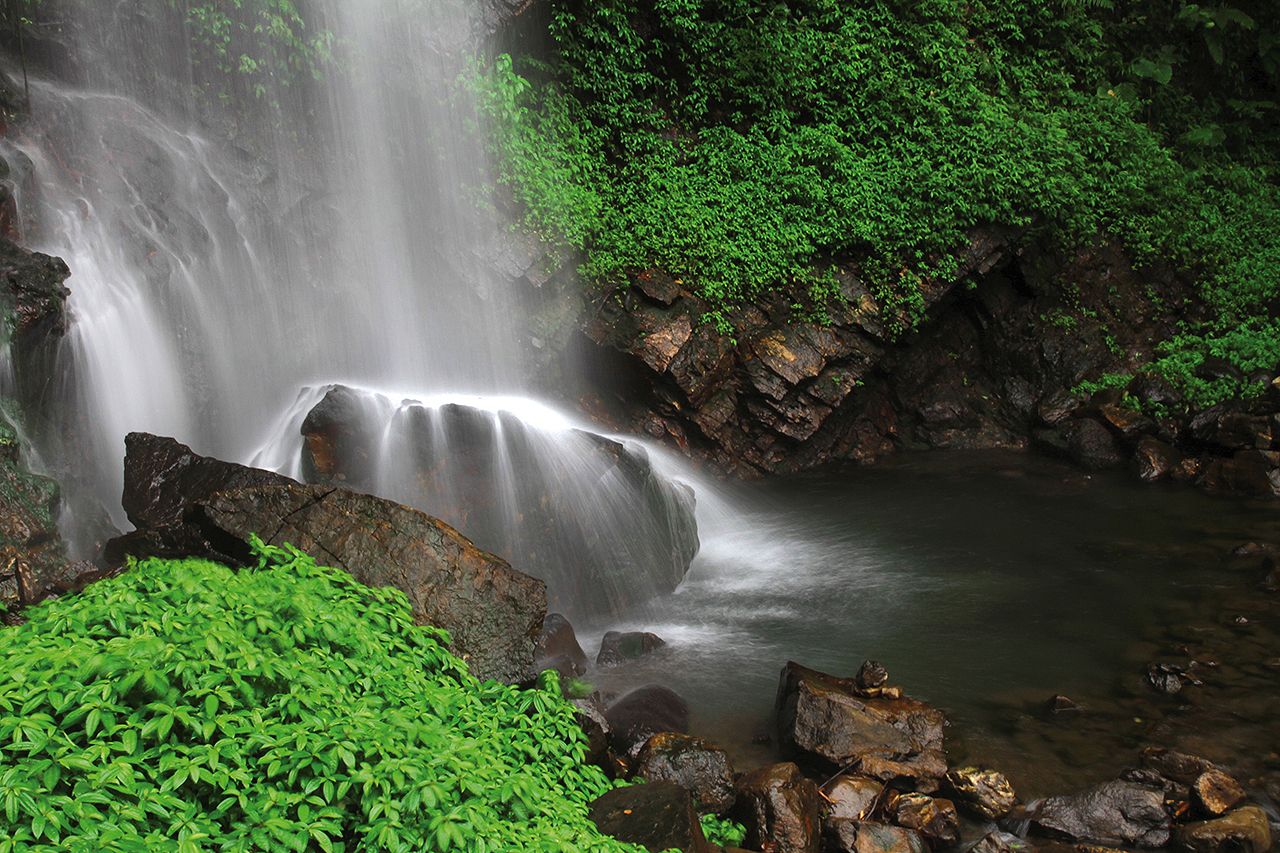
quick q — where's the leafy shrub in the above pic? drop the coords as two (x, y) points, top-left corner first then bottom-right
(0, 538), (641, 853)
(478, 0), (1280, 371)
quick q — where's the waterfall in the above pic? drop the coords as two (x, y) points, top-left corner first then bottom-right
(0, 2), (523, 526)
(0, 0), (702, 617)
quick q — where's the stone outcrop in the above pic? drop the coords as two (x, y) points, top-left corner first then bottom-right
(1024, 780), (1173, 848)
(636, 732), (736, 815)
(298, 385), (699, 617)
(734, 762), (822, 853)
(106, 434), (547, 684)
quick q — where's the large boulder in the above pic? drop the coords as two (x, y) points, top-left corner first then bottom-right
(107, 435), (547, 684)
(775, 662), (947, 791)
(298, 386), (699, 618)
(1173, 806), (1272, 853)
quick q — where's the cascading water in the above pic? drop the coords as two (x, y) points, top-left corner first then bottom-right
(1, 0), (701, 613)
(1, 1), (526, 531)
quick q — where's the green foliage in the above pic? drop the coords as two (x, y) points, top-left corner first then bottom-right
(0, 539), (641, 853)
(699, 813), (746, 847)
(478, 0), (1279, 381)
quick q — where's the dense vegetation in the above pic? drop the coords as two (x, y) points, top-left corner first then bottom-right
(479, 0), (1280, 402)
(0, 540), (643, 853)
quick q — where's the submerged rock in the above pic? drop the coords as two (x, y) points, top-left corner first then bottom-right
(597, 630), (667, 666)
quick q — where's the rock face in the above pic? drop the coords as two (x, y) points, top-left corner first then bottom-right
(775, 662), (947, 791)
(298, 386), (699, 617)
(559, 229), (1198, 478)
(0, 237), (71, 413)
(107, 434), (547, 684)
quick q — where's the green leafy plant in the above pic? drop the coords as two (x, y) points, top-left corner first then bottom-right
(0, 539), (644, 852)
(477, 0), (1277, 347)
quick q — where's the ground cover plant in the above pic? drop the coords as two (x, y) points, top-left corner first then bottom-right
(0, 537), (645, 853)
(478, 0), (1280, 397)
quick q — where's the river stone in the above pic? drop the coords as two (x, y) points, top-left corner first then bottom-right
(1133, 436), (1182, 482)
(1028, 780), (1171, 847)
(636, 732), (736, 814)
(198, 483), (546, 685)
(588, 779), (710, 853)
(777, 662), (947, 791)
(823, 776), (884, 822)
(943, 765), (1017, 820)
(891, 793), (959, 846)
(734, 762), (821, 853)
(1173, 806), (1271, 853)
(597, 630), (667, 666)
(604, 685), (691, 759)
(842, 823), (928, 853)
(1191, 769), (1245, 817)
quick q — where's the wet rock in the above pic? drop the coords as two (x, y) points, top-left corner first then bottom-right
(1201, 451), (1280, 496)
(1044, 694), (1080, 713)
(1027, 780), (1171, 848)
(1099, 405), (1155, 442)
(199, 483), (547, 685)
(571, 698), (611, 769)
(0, 238), (70, 409)
(1145, 662), (1189, 695)
(636, 732), (736, 814)
(1038, 390), (1083, 426)
(823, 776), (884, 823)
(1133, 436), (1182, 482)
(0, 419), (73, 610)
(1190, 770), (1245, 817)
(588, 779), (710, 853)
(536, 612), (587, 672)
(1065, 418), (1124, 469)
(1172, 806), (1272, 853)
(300, 384), (377, 484)
(108, 432), (295, 564)
(605, 685), (691, 759)
(597, 630), (667, 666)
(856, 660), (890, 692)
(943, 767), (1019, 820)
(734, 762), (822, 853)
(891, 793), (960, 847)
(776, 662), (947, 791)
